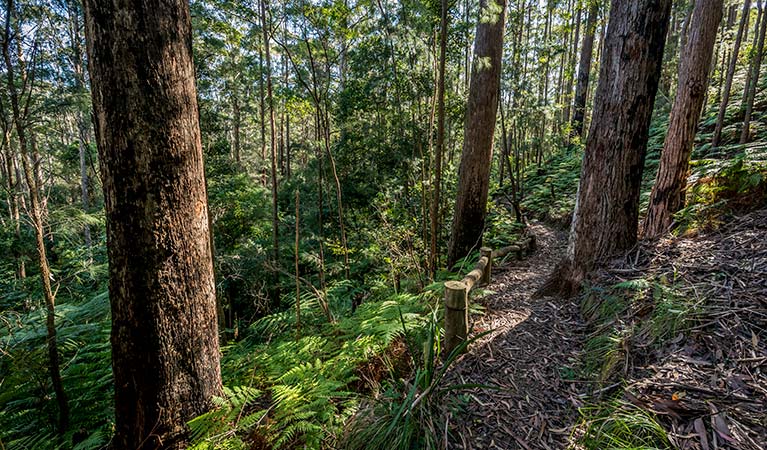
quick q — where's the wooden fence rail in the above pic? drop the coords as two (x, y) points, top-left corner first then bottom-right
(444, 234), (536, 355)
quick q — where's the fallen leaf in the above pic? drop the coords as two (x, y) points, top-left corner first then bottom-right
(694, 418), (709, 450)
(752, 330), (759, 349)
(712, 413), (735, 443)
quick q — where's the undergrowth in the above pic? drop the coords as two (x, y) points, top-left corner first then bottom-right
(574, 275), (697, 449)
(0, 292), (113, 450)
(188, 278), (440, 448)
(578, 399), (673, 450)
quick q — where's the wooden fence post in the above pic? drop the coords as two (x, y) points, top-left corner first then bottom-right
(480, 247), (492, 286)
(444, 280), (468, 355)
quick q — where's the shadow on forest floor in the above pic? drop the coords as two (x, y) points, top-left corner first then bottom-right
(444, 209), (767, 449)
(444, 222), (585, 449)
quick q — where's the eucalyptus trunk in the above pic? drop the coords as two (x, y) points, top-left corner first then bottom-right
(447, 0), (507, 267)
(740, 0), (766, 143)
(571, 0), (599, 140)
(3, 0), (68, 431)
(712, 0), (750, 147)
(430, 0), (448, 278)
(83, 0), (223, 446)
(261, 0), (281, 303)
(643, 0), (724, 238)
(546, 0), (672, 295)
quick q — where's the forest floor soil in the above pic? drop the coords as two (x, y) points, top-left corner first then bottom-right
(445, 209), (767, 449)
(584, 208), (767, 450)
(444, 222), (585, 449)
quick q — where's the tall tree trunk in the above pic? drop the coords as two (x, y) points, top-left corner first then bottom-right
(294, 189), (300, 337)
(3, 0), (68, 431)
(679, 1), (694, 62)
(643, 0), (724, 238)
(712, 0), (750, 146)
(77, 121), (92, 247)
(261, 0), (280, 304)
(545, 0), (672, 295)
(315, 110), (327, 291)
(571, 0), (599, 140)
(284, 39), (291, 180)
(741, 1), (763, 112)
(258, 40), (268, 186)
(430, 0), (448, 279)
(447, 0), (507, 268)
(82, 0), (223, 447)
(70, 3), (92, 249)
(740, 0), (766, 143)
(563, 2), (582, 125)
(23, 136), (71, 433)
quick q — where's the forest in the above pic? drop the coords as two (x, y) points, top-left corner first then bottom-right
(0, 0), (765, 448)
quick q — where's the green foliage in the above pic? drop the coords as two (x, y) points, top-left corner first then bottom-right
(189, 386), (266, 449)
(520, 147), (583, 225)
(199, 286), (435, 448)
(0, 291), (113, 450)
(645, 279), (694, 344)
(341, 307), (491, 450)
(483, 202), (526, 247)
(578, 399), (673, 450)
(676, 146), (767, 233)
(580, 275), (697, 383)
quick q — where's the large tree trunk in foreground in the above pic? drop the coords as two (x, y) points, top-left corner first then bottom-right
(643, 0), (723, 238)
(543, 0), (672, 296)
(571, 0), (599, 140)
(712, 0), (750, 147)
(447, 0), (507, 268)
(83, 0), (223, 447)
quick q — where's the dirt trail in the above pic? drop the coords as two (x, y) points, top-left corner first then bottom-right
(445, 210), (767, 450)
(446, 222), (584, 450)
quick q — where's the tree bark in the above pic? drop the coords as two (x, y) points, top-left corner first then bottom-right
(430, 0), (448, 279)
(2, 131), (24, 278)
(232, 94), (241, 164)
(712, 0), (750, 147)
(563, 2), (582, 125)
(740, 0), (766, 143)
(295, 189), (300, 337)
(643, 0), (724, 238)
(741, 1), (763, 114)
(447, 0), (507, 268)
(546, 0), (672, 295)
(571, 0), (599, 140)
(261, 0), (281, 304)
(82, 0), (223, 447)
(67, 1), (93, 249)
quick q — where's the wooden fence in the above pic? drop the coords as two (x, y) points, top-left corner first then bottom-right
(444, 234), (536, 354)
